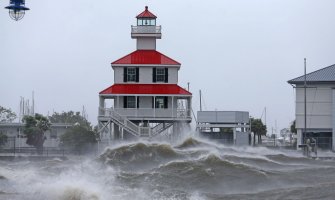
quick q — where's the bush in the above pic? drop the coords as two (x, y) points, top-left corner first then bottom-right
(60, 125), (97, 154)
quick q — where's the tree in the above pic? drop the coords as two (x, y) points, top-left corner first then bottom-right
(49, 111), (91, 130)
(60, 125), (97, 154)
(0, 132), (8, 147)
(23, 114), (51, 154)
(0, 106), (17, 123)
(250, 117), (267, 145)
(290, 120), (297, 134)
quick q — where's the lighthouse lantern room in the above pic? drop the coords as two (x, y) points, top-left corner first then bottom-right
(98, 6), (192, 140)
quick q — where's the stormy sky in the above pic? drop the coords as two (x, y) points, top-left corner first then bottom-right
(1, 0), (335, 133)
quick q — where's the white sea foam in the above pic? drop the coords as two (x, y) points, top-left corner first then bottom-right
(1, 136), (335, 200)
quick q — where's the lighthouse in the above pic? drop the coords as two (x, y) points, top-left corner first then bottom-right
(98, 6), (192, 140)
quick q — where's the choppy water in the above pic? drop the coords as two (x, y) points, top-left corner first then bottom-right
(1, 137), (335, 200)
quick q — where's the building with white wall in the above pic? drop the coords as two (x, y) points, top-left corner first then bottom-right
(98, 7), (192, 139)
(288, 64), (335, 150)
(196, 111), (250, 145)
(0, 122), (71, 149)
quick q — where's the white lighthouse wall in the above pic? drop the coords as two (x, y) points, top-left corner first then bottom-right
(114, 67), (124, 83)
(139, 96), (152, 108)
(115, 96), (178, 109)
(113, 66), (178, 84)
(168, 68), (178, 84)
(140, 68), (153, 83)
(112, 96), (182, 118)
(139, 67), (178, 84)
(137, 38), (156, 50)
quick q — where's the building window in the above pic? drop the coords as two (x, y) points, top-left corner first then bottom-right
(153, 68), (168, 83)
(124, 96), (139, 108)
(124, 67), (139, 82)
(127, 96), (136, 108)
(137, 19), (156, 26)
(127, 68), (136, 82)
(155, 97), (168, 109)
(156, 68), (165, 82)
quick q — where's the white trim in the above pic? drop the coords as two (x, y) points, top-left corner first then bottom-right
(154, 96), (156, 117)
(172, 96), (174, 117)
(108, 82), (176, 84)
(112, 64), (181, 68)
(100, 94), (191, 97)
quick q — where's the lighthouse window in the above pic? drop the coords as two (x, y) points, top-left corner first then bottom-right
(127, 68), (136, 82)
(150, 19), (156, 26)
(124, 67), (139, 82)
(137, 19), (156, 26)
(126, 96), (136, 108)
(155, 97), (168, 109)
(156, 68), (165, 82)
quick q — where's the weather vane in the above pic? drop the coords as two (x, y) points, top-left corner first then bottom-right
(5, 0), (29, 21)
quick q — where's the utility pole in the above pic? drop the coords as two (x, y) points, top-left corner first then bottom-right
(32, 91), (35, 115)
(265, 107), (267, 126)
(304, 58), (307, 144)
(199, 90), (202, 111)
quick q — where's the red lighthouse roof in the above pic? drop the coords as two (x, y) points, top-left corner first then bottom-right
(112, 50), (181, 65)
(100, 84), (192, 96)
(136, 6), (157, 18)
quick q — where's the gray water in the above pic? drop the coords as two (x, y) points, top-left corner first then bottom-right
(1, 137), (335, 200)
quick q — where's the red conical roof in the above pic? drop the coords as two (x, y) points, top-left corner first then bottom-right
(112, 50), (180, 65)
(136, 6), (157, 19)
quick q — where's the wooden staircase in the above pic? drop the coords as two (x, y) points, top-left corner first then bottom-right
(106, 109), (173, 138)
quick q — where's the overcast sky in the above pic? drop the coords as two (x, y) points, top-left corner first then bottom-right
(1, 0), (335, 132)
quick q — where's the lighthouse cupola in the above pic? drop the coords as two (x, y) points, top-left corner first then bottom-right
(131, 6), (161, 50)
(137, 6), (156, 26)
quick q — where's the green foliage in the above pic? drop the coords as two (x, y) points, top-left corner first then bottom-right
(60, 125), (97, 153)
(250, 117), (267, 135)
(49, 111), (91, 130)
(23, 114), (51, 153)
(0, 132), (8, 146)
(290, 120), (297, 134)
(250, 117), (267, 145)
(50, 111), (96, 153)
(0, 106), (16, 123)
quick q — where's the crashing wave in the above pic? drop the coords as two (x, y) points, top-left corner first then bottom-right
(60, 187), (99, 200)
(175, 137), (207, 149)
(99, 142), (182, 170)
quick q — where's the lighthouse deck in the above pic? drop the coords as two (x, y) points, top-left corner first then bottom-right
(131, 25), (162, 38)
(98, 107), (191, 123)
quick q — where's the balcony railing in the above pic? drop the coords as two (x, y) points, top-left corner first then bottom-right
(131, 25), (162, 34)
(99, 107), (191, 119)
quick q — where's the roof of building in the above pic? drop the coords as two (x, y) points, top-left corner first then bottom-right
(288, 64), (335, 84)
(100, 84), (192, 95)
(111, 50), (181, 65)
(136, 6), (157, 18)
